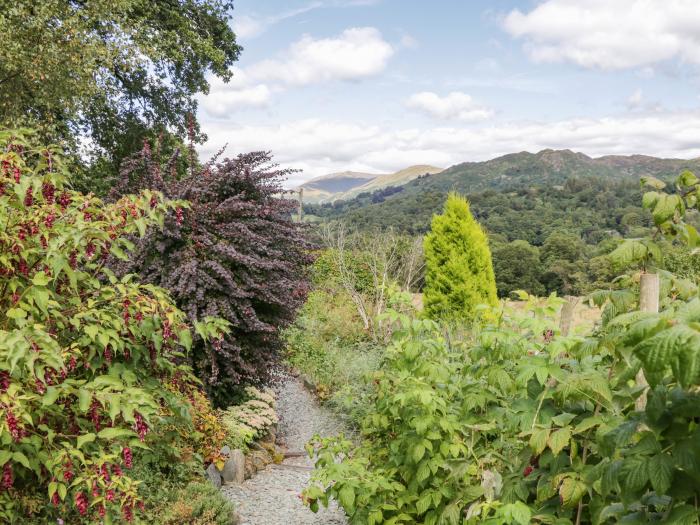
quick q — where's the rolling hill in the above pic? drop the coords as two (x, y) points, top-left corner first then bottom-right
(305, 149), (700, 237)
(298, 165), (443, 204)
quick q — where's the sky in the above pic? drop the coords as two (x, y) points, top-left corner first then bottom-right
(196, 0), (700, 187)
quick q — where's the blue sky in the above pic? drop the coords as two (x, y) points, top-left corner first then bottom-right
(197, 0), (700, 186)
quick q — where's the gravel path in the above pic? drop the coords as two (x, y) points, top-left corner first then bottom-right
(222, 372), (348, 525)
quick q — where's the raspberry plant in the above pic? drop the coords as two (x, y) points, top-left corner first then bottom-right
(305, 172), (700, 524)
(0, 129), (219, 523)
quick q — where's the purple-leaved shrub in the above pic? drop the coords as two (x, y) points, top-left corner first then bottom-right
(113, 145), (313, 406)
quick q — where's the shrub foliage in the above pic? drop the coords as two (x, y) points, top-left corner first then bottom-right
(305, 171), (700, 524)
(0, 129), (222, 523)
(423, 193), (497, 321)
(114, 146), (313, 405)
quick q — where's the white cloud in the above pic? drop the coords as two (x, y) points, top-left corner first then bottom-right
(198, 110), (700, 186)
(406, 91), (494, 121)
(197, 73), (273, 116)
(247, 27), (394, 86)
(200, 27), (393, 115)
(503, 0), (700, 70)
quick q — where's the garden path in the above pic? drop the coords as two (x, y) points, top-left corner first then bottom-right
(222, 372), (348, 525)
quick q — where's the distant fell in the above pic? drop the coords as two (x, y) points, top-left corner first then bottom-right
(298, 165), (443, 203)
(300, 171), (378, 203)
(304, 148), (700, 234)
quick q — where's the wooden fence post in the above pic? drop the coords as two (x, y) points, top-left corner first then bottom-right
(635, 272), (659, 410)
(559, 296), (577, 337)
(297, 188), (304, 223)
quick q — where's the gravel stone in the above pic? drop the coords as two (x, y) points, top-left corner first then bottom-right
(222, 371), (348, 524)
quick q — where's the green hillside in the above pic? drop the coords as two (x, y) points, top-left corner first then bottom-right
(305, 149), (700, 297)
(307, 149), (700, 236)
(337, 164), (443, 201)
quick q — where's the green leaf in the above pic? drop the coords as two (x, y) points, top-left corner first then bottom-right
(440, 503), (460, 525)
(558, 478), (587, 508)
(619, 457), (648, 492)
(85, 325), (99, 341)
(97, 427), (137, 440)
(652, 193), (684, 226)
(529, 427), (549, 455)
(32, 272), (50, 286)
(641, 177), (666, 190)
(412, 443), (426, 463)
(78, 389), (92, 413)
(178, 328), (192, 352)
(338, 485), (355, 511)
(76, 433), (96, 449)
(110, 245), (128, 260)
(416, 492), (432, 514)
(551, 413), (576, 427)
(42, 386), (60, 406)
(12, 451), (30, 469)
(6, 308), (26, 319)
(677, 170), (698, 187)
(548, 427), (571, 455)
(665, 504), (697, 525)
(0, 450), (11, 466)
(503, 502), (532, 525)
(648, 454), (673, 495)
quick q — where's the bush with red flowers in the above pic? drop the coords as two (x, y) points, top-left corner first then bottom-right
(0, 129), (226, 523)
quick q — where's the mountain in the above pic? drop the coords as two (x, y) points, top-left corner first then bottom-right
(305, 149), (700, 237)
(299, 171), (378, 204)
(298, 165), (443, 204)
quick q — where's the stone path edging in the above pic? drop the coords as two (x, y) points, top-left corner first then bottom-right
(221, 372), (348, 525)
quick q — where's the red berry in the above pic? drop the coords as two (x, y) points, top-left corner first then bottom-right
(1, 463), (13, 490)
(0, 372), (9, 392)
(23, 187), (33, 207)
(59, 192), (71, 208)
(122, 447), (133, 469)
(133, 412), (149, 441)
(75, 491), (88, 515)
(42, 182), (55, 203)
(63, 460), (74, 482)
(523, 465), (534, 477)
(89, 399), (102, 431)
(5, 409), (22, 441)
